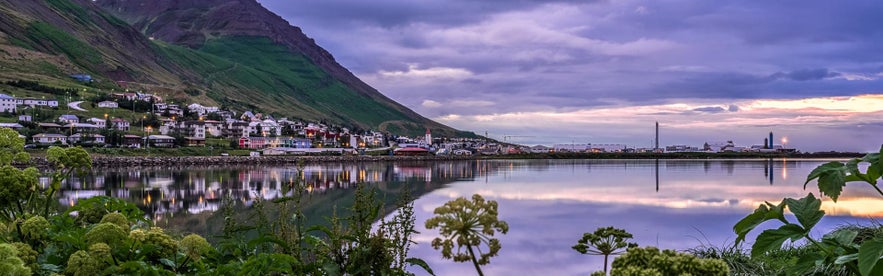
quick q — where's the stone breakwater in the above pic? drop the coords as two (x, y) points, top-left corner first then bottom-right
(27, 155), (478, 168)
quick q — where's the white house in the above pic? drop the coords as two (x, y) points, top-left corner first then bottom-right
(18, 115), (31, 122)
(187, 103), (220, 115)
(68, 133), (105, 144)
(58, 114), (79, 124)
(110, 118), (130, 131)
(33, 133), (68, 144)
(0, 94), (16, 113)
(19, 98), (58, 107)
(63, 123), (100, 132)
(97, 101), (119, 108)
(247, 119), (282, 136)
(0, 123), (23, 129)
(87, 118), (107, 128)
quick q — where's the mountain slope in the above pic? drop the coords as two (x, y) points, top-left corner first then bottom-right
(0, 0), (468, 137)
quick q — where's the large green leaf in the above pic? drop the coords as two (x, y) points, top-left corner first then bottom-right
(791, 252), (824, 276)
(859, 238), (883, 276)
(847, 158), (870, 183)
(734, 201), (786, 245)
(805, 162), (848, 202)
(751, 224), (806, 257)
(823, 229), (858, 248)
(785, 193), (825, 231)
(406, 257), (436, 276)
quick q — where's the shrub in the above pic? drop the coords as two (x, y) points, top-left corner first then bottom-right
(85, 223), (127, 247)
(99, 213), (129, 229)
(65, 250), (101, 276)
(610, 246), (729, 276)
(180, 234), (212, 261)
(88, 243), (113, 266)
(10, 242), (36, 270)
(0, 243), (32, 275)
(143, 227), (177, 260)
(20, 216), (49, 241)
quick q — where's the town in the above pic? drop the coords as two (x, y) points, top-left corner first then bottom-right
(1, 87), (798, 156)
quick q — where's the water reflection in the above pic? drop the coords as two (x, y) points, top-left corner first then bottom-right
(404, 159), (874, 275)
(54, 159), (879, 275)
(55, 161), (516, 219)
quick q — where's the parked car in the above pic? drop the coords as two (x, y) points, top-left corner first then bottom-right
(220, 153), (229, 156)
(24, 144), (36, 149)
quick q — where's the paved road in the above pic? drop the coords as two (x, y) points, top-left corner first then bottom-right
(68, 101), (87, 111)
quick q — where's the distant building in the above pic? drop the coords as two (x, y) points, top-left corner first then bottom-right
(0, 93), (16, 113)
(33, 133), (68, 145)
(18, 115), (31, 122)
(0, 123), (23, 129)
(58, 114), (79, 124)
(553, 143), (590, 152)
(590, 143), (627, 153)
(97, 101), (119, 108)
(665, 145), (700, 152)
(110, 118), (130, 131)
(146, 135), (176, 148)
(187, 103), (219, 115)
(87, 118), (107, 128)
(68, 133), (105, 144)
(530, 145), (551, 153)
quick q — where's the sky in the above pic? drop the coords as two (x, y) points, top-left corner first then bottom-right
(257, 0), (883, 152)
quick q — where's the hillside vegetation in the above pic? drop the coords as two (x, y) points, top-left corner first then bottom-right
(0, 0), (470, 137)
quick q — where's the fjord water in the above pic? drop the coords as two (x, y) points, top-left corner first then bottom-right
(59, 159), (878, 275)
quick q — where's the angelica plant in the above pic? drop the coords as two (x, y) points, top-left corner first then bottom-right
(425, 194), (508, 276)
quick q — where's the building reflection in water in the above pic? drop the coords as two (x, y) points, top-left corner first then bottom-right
(53, 161), (505, 220)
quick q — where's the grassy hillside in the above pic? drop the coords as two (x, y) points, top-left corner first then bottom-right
(0, 0), (472, 137)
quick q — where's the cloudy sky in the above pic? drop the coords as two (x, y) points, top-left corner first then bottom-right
(258, 0), (883, 152)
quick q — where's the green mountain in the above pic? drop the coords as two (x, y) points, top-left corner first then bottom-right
(0, 0), (471, 137)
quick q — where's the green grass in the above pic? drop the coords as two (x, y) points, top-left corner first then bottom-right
(25, 21), (102, 69)
(197, 36), (413, 127)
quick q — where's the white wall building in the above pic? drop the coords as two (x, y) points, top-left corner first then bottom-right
(591, 143), (628, 152)
(0, 94), (16, 113)
(97, 101), (119, 108)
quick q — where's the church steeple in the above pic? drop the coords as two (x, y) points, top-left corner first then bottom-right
(425, 128), (432, 146)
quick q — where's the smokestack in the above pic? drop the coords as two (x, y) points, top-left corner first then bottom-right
(769, 132), (773, 149)
(655, 122), (659, 150)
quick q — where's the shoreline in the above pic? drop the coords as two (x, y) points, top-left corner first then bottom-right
(21, 151), (865, 168)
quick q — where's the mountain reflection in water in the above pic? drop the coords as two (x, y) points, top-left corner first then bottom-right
(51, 159), (880, 275)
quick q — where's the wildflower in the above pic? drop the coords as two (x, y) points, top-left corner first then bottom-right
(99, 213), (129, 229)
(0, 243), (31, 275)
(85, 223), (127, 246)
(20, 216), (49, 241)
(180, 234), (212, 261)
(65, 250), (101, 276)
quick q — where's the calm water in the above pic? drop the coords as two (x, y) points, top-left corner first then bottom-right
(58, 159), (879, 275)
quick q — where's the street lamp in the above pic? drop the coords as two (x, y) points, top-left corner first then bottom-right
(146, 126), (152, 149)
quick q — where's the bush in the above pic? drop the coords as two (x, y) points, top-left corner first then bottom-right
(85, 223), (128, 247)
(610, 246), (729, 276)
(66, 250), (101, 276)
(180, 234), (212, 261)
(0, 243), (31, 276)
(99, 213), (129, 229)
(20, 216), (49, 241)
